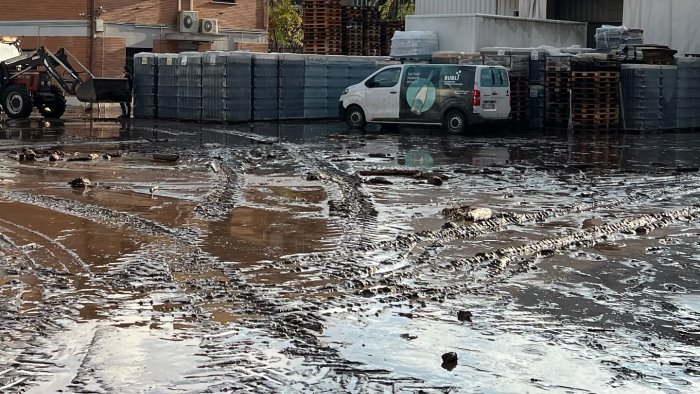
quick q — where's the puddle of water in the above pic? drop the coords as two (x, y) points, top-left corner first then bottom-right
(203, 206), (333, 266)
(322, 304), (661, 393)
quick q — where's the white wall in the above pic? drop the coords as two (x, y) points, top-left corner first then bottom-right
(416, 0), (498, 15)
(623, 0), (700, 55)
(406, 14), (587, 52)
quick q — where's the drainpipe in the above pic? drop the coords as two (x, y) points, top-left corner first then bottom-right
(89, 0), (95, 73)
(178, 0), (182, 12)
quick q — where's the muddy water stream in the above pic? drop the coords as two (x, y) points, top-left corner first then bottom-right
(1, 118), (699, 392)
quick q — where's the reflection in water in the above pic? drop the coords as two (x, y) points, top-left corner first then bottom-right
(203, 206), (332, 265)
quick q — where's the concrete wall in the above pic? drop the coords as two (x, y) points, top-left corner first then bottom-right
(406, 14), (587, 52)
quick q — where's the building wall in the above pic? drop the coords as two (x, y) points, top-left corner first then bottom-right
(0, 0), (269, 77)
(416, 0), (498, 15)
(0, 0), (266, 31)
(406, 14), (587, 52)
(19, 36), (126, 77)
(0, 1), (89, 21)
(99, 0), (266, 31)
(623, 0), (700, 55)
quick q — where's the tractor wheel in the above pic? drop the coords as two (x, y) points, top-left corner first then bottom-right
(38, 86), (67, 119)
(2, 84), (34, 118)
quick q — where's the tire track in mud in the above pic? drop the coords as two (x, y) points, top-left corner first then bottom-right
(3, 134), (698, 392)
(276, 175), (700, 295)
(0, 190), (428, 392)
(0, 191), (201, 241)
(0, 225), (91, 391)
(192, 150), (248, 221)
(352, 204), (700, 307)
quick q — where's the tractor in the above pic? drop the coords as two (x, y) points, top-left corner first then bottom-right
(0, 36), (130, 119)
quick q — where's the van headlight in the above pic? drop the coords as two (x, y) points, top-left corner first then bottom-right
(342, 88), (349, 95)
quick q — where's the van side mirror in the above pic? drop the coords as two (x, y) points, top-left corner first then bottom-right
(365, 80), (376, 88)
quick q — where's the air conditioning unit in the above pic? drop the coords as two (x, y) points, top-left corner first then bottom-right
(200, 18), (219, 34)
(179, 11), (199, 33)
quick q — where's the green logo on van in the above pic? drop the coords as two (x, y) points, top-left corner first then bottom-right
(406, 77), (436, 116)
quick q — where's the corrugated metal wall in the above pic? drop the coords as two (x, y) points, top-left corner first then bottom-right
(497, 0), (520, 16)
(416, 0), (499, 15)
(550, 0), (623, 22)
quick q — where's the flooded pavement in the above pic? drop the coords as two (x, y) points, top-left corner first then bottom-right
(0, 117), (699, 393)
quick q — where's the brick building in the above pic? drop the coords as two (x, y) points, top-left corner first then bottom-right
(0, 1), (269, 78)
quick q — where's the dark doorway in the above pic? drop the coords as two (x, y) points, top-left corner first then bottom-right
(126, 47), (152, 73)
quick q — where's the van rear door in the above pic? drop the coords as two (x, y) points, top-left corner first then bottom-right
(476, 66), (511, 119)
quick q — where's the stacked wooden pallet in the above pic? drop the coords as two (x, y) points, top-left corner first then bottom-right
(342, 6), (364, 56)
(303, 0), (342, 55)
(544, 56), (573, 129)
(617, 44), (677, 65)
(570, 61), (621, 131)
(361, 6), (381, 56)
(380, 21), (404, 57)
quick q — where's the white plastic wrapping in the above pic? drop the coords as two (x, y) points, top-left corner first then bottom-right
(595, 25), (644, 52)
(390, 31), (439, 59)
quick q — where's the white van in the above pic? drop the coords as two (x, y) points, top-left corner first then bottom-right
(339, 64), (511, 133)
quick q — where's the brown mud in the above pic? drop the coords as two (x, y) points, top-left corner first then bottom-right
(1, 118), (699, 393)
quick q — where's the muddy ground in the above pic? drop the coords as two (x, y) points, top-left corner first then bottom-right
(0, 117), (699, 393)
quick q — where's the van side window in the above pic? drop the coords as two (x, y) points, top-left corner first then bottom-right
(368, 68), (401, 88)
(480, 68), (494, 87)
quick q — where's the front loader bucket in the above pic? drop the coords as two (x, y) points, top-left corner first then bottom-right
(75, 77), (130, 103)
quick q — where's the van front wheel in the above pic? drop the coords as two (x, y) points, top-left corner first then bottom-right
(346, 106), (366, 129)
(444, 110), (467, 134)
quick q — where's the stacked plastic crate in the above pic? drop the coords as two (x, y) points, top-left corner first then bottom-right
(252, 53), (280, 121)
(327, 56), (349, 118)
(621, 65), (662, 130)
(304, 55), (328, 119)
(347, 56), (377, 87)
(201, 51), (227, 122)
(156, 54), (179, 119)
(278, 53), (306, 120)
(177, 52), (203, 121)
(545, 56), (573, 129)
(660, 65), (678, 130)
(133, 53), (157, 119)
(676, 57), (700, 129)
(528, 49), (546, 129)
(225, 52), (253, 123)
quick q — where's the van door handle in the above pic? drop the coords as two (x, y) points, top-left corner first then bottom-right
(390, 91), (398, 94)
(492, 92), (499, 95)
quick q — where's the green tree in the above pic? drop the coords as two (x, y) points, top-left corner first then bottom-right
(370, 0), (415, 21)
(268, 0), (303, 52)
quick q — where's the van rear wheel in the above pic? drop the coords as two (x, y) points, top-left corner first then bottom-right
(346, 106), (366, 129)
(444, 110), (467, 134)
